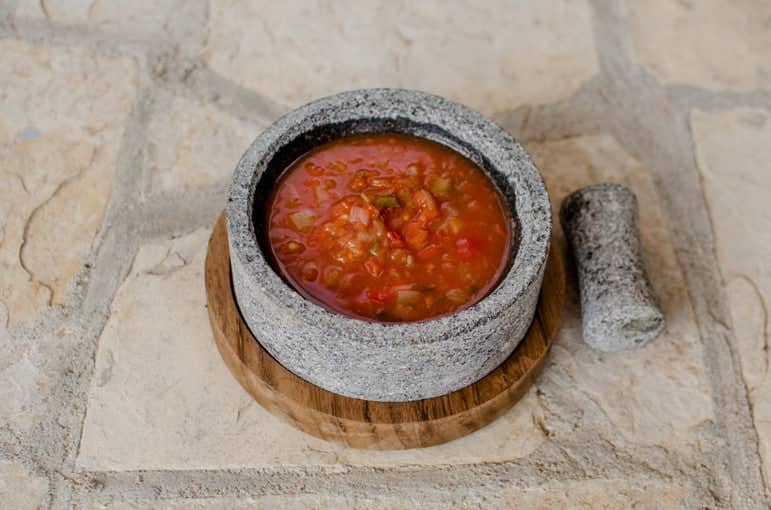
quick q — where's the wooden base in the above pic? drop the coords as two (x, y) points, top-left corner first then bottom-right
(205, 213), (565, 449)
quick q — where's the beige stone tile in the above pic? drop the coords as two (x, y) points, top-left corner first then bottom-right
(95, 480), (685, 509)
(527, 135), (713, 449)
(691, 108), (771, 486)
(0, 461), (49, 510)
(203, 0), (598, 115)
(0, 40), (137, 326)
(495, 480), (686, 509)
(16, 0), (191, 37)
(77, 228), (545, 471)
(0, 348), (46, 434)
(631, 0), (771, 92)
(145, 94), (268, 193)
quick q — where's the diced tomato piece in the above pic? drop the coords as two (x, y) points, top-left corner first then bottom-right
(413, 189), (440, 223)
(364, 257), (384, 277)
(366, 286), (394, 303)
(330, 197), (352, 217)
(416, 244), (440, 261)
(388, 248), (410, 266)
(386, 230), (404, 248)
(387, 213), (405, 230)
(456, 238), (473, 258)
(349, 178), (366, 192)
(301, 263), (319, 282)
(403, 222), (429, 250)
(441, 261), (455, 271)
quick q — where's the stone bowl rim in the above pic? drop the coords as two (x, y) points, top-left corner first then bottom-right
(227, 88), (551, 346)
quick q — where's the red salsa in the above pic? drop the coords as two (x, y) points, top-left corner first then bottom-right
(267, 133), (511, 322)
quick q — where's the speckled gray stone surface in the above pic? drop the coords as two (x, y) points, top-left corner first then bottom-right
(227, 88), (551, 402)
(560, 183), (665, 352)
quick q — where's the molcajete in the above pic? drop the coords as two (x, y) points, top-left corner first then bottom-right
(227, 88), (551, 402)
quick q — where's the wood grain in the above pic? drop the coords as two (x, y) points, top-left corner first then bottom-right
(205, 212), (565, 449)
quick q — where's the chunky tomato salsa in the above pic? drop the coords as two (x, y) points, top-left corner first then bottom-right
(267, 133), (511, 322)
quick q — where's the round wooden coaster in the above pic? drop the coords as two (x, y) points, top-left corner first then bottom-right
(205, 213), (565, 449)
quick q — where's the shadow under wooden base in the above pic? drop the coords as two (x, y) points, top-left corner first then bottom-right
(205, 213), (565, 449)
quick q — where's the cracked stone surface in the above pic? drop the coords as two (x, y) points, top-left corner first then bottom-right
(691, 108), (771, 488)
(203, 0), (598, 114)
(630, 0), (771, 92)
(78, 229), (546, 470)
(0, 461), (49, 510)
(15, 0), (204, 40)
(145, 93), (268, 194)
(0, 39), (137, 327)
(527, 135), (712, 450)
(1, 1), (769, 508)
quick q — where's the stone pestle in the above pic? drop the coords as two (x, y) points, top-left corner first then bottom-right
(560, 183), (665, 352)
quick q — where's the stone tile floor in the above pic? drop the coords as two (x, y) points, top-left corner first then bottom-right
(0, 1), (769, 508)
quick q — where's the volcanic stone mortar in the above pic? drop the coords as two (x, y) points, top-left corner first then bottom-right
(560, 183), (665, 352)
(227, 88), (551, 402)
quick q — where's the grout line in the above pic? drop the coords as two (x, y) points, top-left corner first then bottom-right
(182, 66), (290, 124)
(666, 85), (771, 113)
(75, 442), (689, 505)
